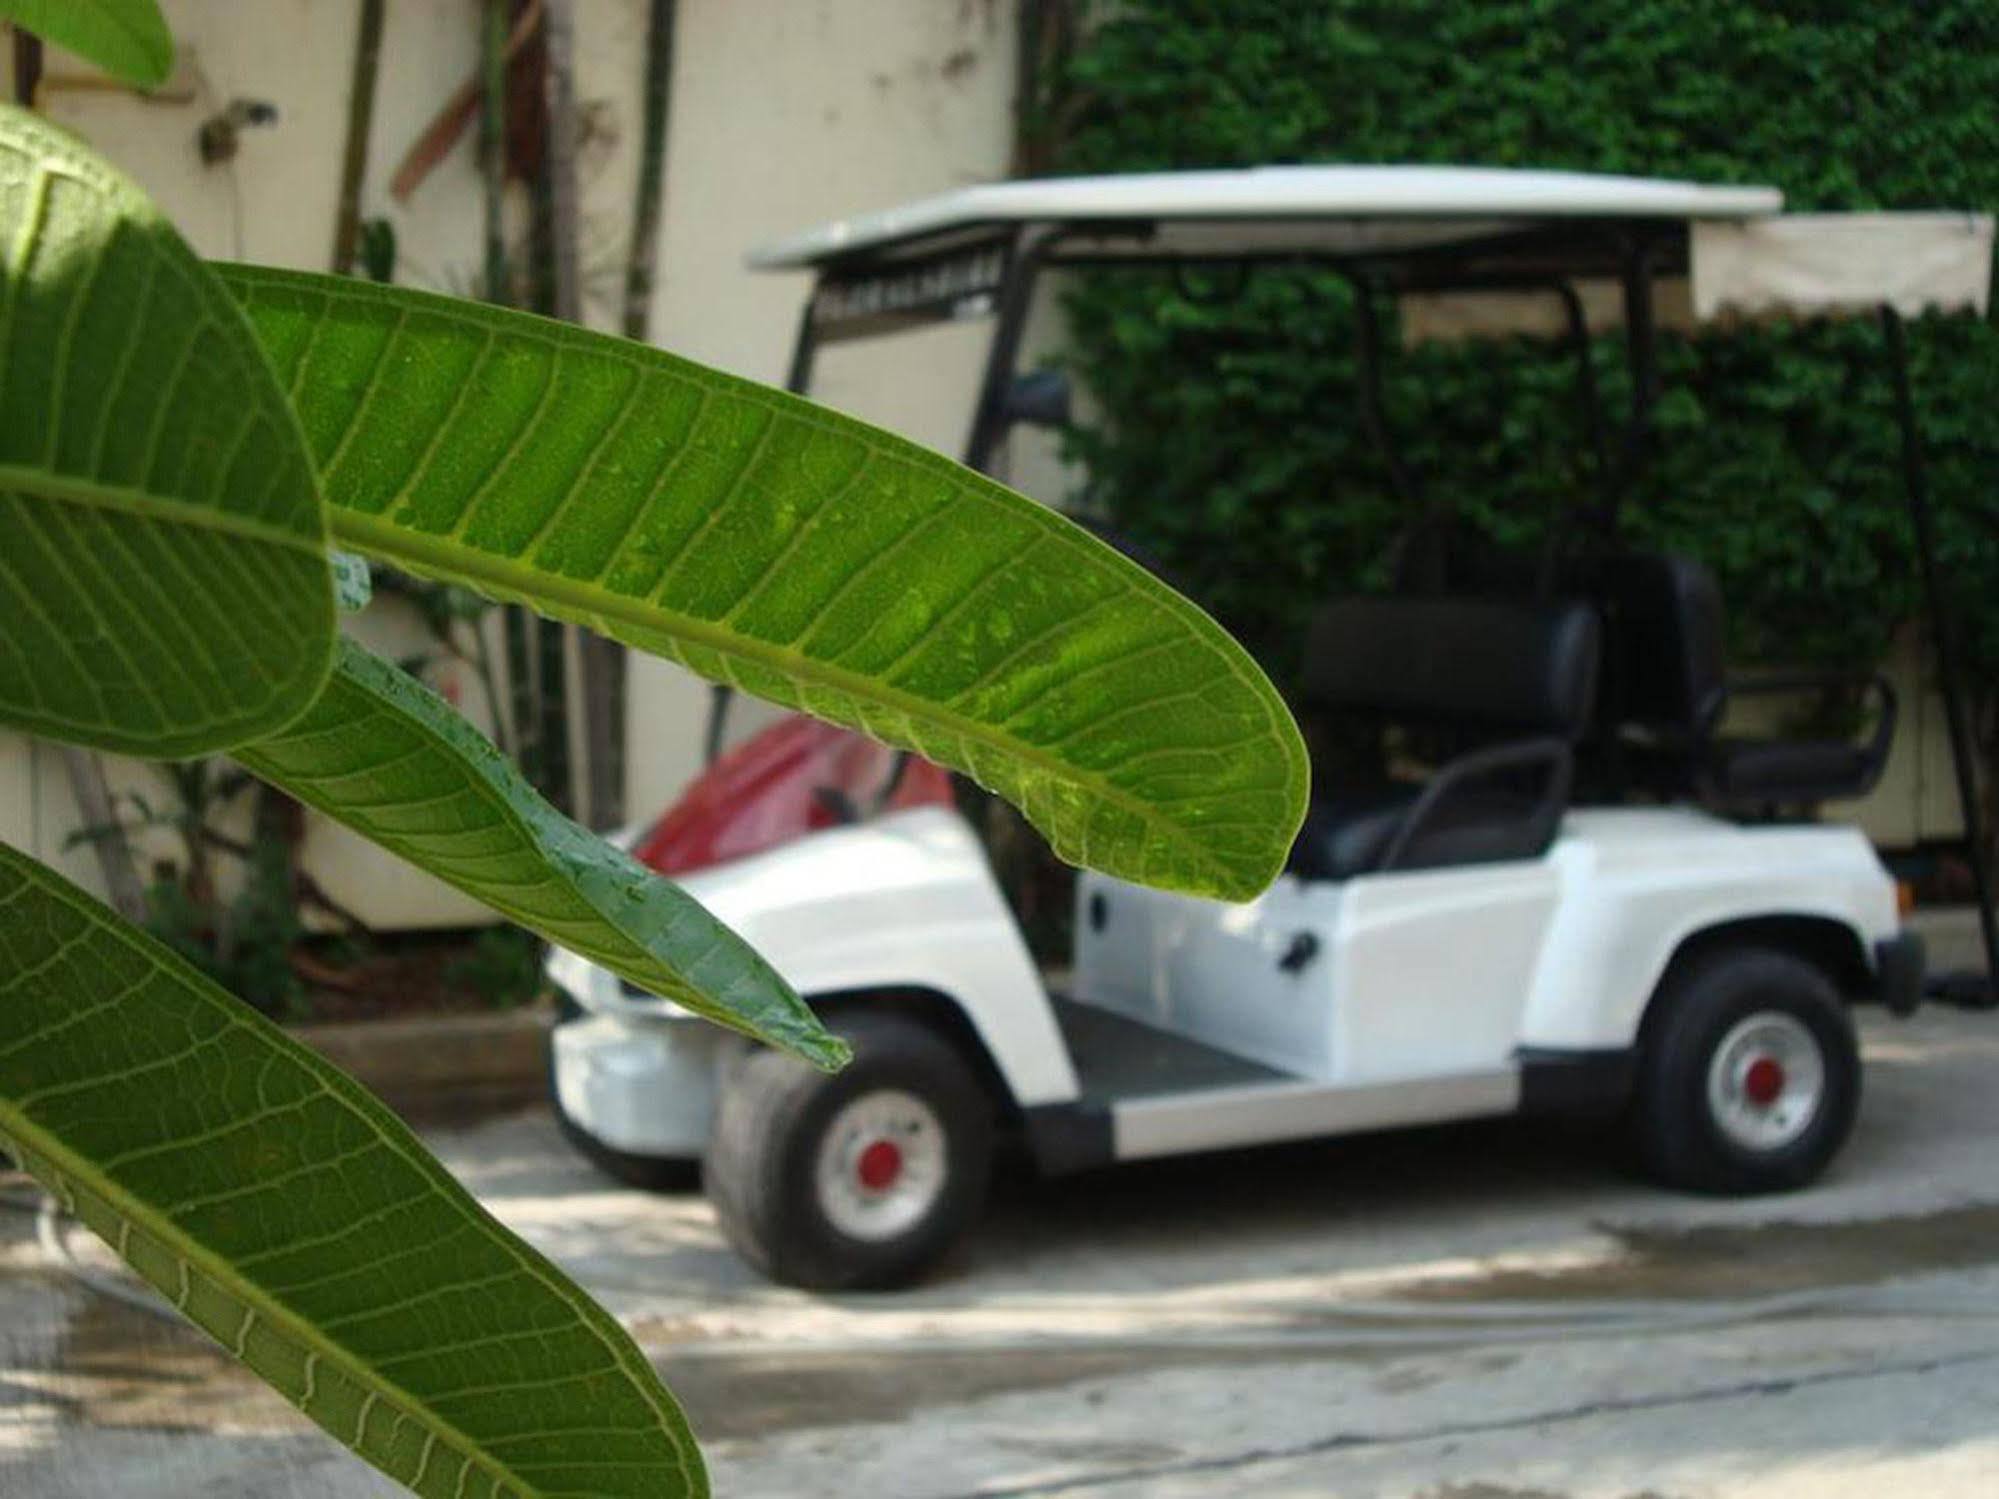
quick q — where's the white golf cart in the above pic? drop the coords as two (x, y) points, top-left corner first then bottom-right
(549, 167), (1994, 1288)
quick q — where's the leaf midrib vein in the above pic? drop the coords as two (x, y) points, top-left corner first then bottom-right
(0, 465), (325, 555)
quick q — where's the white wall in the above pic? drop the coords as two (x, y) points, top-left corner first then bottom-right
(621, 0), (1030, 817)
(3, 0), (1042, 921)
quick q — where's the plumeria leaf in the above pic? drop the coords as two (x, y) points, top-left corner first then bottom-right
(233, 639), (843, 1068)
(0, 105), (333, 757)
(221, 267), (1308, 901)
(0, 840), (707, 1497)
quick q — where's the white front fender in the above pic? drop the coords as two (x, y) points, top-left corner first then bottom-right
(680, 807), (1078, 1106)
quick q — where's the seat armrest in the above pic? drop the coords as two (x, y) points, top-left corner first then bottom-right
(1377, 736), (1573, 873)
(1710, 671), (1899, 776)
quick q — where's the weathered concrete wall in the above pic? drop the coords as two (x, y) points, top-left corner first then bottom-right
(621, 0), (1029, 818)
(4, 0), (1042, 923)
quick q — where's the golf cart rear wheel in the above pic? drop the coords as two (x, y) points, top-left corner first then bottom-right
(1634, 946), (1859, 1195)
(703, 1010), (993, 1290)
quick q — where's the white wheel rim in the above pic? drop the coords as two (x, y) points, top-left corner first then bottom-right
(1706, 1011), (1826, 1153)
(814, 1088), (948, 1242)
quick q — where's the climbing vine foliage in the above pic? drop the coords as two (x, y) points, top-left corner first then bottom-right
(1049, 0), (1999, 684)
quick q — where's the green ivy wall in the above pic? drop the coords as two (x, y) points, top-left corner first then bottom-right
(1046, 2), (1998, 694)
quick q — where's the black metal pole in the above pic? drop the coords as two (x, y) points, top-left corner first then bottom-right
(1596, 239), (1662, 541)
(1347, 277), (1425, 513)
(784, 295), (820, 397)
(1882, 306), (1999, 1001)
(1554, 280), (1611, 496)
(1346, 275), (1448, 591)
(963, 229), (1046, 474)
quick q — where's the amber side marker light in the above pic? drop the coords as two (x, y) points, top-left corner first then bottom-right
(1896, 880), (1916, 918)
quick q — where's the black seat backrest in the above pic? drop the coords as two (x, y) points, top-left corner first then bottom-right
(1299, 596), (1601, 740)
(1594, 553), (1727, 741)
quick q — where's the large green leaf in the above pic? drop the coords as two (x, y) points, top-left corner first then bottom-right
(221, 267), (1309, 902)
(0, 0), (173, 87)
(236, 638), (844, 1069)
(0, 841), (705, 1497)
(0, 106), (332, 757)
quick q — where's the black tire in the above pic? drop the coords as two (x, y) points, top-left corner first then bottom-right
(546, 993), (700, 1192)
(1632, 945), (1860, 1195)
(703, 1009), (994, 1290)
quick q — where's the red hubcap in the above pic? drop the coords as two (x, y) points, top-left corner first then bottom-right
(1743, 1056), (1786, 1107)
(855, 1138), (903, 1192)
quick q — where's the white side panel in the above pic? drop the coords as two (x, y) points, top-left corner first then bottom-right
(1519, 810), (1900, 1050)
(1072, 875), (1346, 1080)
(1075, 855), (1562, 1086)
(681, 809), (1078, 1105)
(1071, 874), (1164, 1022)
(1335, 860), (1560, 1082)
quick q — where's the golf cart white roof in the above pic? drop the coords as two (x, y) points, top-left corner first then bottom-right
(748, 165), (1785, 270)
(753, 166), (1991, 338)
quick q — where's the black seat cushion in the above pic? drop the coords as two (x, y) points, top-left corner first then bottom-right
(1288, 782), (1552, 882)
(1707, 736), (1876, 802)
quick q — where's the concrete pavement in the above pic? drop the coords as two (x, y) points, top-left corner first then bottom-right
(6, 1004), (1999, 1496)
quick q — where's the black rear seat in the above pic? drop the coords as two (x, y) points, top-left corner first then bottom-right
(1592, 553), (1897, 809)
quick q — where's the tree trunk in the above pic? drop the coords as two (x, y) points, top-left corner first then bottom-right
(622, 0), (675, 342)
(331, 0), (386, 274)
(480, 0), (511, 303)
(539, 0), (581, 323)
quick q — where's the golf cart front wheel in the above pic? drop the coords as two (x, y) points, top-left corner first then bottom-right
(1634, 946), (1860, 1194)
(703, 1010), (993, 1289)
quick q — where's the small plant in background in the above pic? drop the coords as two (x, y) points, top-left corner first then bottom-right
(449, 926), (548, 1011)
(0, 5), (1305, 1495)
(63, 762), (354, 1020)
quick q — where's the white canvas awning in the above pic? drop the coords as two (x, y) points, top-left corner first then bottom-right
(1400, 214), (1993, 345)
(1691, 213), (1994, 322)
